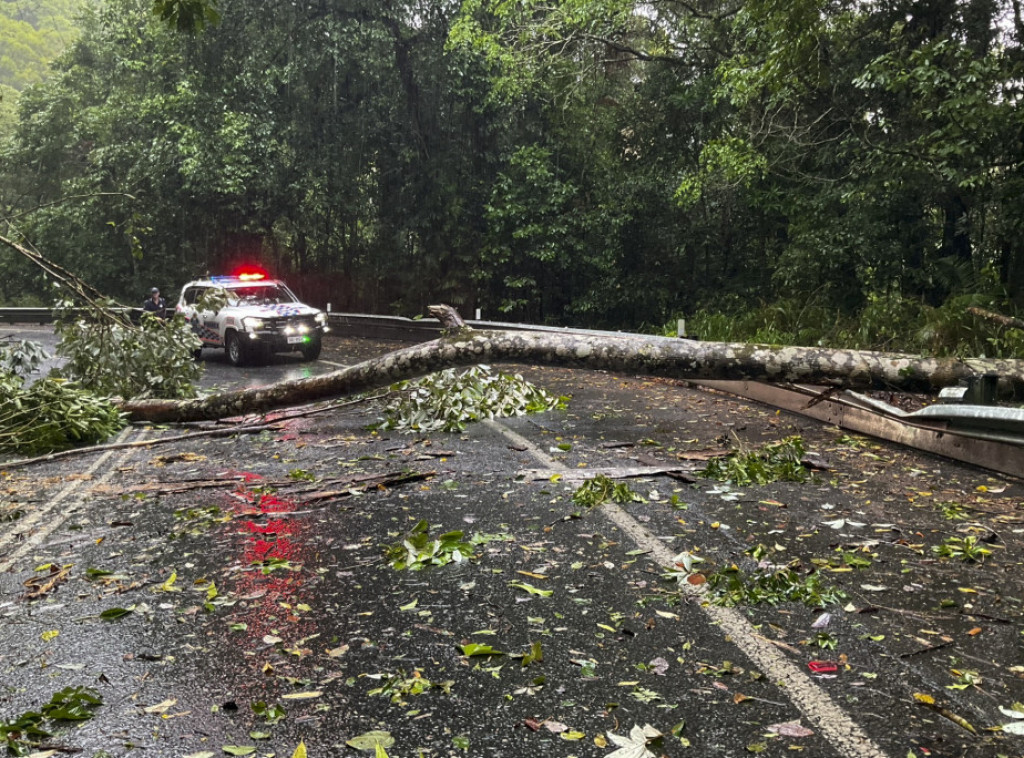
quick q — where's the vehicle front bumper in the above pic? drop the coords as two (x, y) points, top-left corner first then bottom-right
(244, 324), (327, 351)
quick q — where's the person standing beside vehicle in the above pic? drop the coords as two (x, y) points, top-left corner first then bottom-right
(142, 287), (167, 318)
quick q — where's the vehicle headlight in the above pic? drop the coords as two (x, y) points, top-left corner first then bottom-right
(315, 312), (327, 325)
(243, 317), (265, 331)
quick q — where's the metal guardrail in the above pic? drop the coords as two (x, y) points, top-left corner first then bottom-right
(0, 307), (144, 325)
(0, 308), (55, 324)
(323, 311), (630, 340)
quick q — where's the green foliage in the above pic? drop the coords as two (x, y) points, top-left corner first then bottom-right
(0, 0), (82, 91)
(705, 566), (848, 608)
(675, 136), (768, 208)
(53, 305), (203, 399)
(936, 501), (969, 521)
(812, 632), (838, 650)
(686, 291), (1024, 359)
(0, 339), (124, 456)
(252, 701), (286, 725)
(932, 535), (993, 563)
(152, 0), (220, 34)
(368, 669), (454, 704)
(5, 0), (1024, 345)
(0, 374), (125, 456)
(0, 686), (102, 755)
(699, 436), (809, 487)
(385, 519), (477, 571)
(1, 338), (49, 377)
(571, 474), (643, 508)
(376, 365), (566, 433)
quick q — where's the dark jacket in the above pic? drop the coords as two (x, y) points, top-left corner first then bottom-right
(142, 296), (167, 314)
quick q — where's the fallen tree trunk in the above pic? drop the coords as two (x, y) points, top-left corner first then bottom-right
(119, 306), (1024, 424)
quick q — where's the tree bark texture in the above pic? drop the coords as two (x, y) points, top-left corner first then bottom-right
(119, 327), (1024, 424)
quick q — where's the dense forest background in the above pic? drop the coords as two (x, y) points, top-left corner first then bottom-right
(2, 0), (1024, 355)
(1, 0), (81, 112)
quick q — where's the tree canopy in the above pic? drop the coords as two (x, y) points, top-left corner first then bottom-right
(2, 0), (1024, 355)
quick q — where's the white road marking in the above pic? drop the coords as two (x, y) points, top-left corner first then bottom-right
(486, 419), (891, 758)
(0, 428), (144, 573)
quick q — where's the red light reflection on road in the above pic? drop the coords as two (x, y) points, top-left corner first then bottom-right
(214, 472), (321, 685)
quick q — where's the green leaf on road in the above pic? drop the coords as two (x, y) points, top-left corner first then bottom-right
(460, 643), (505, 657)
(100, 606), (135, 620)
(346, 730), (395, 752)
(508, 581), (552, 597)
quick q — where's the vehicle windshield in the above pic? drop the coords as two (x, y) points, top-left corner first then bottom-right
(225, 285), (296, 306)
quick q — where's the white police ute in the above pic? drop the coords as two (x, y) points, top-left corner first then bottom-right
(175, 272), (328, 365)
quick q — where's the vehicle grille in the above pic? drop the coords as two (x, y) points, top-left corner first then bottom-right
(261, 316), (319, 334)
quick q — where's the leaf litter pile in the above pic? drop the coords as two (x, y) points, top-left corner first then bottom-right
(1, 356), (1023, 757)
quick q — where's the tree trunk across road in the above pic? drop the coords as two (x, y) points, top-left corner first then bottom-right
(118, 306), (1024, 424)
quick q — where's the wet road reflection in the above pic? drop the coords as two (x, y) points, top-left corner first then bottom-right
(197, 350), (339, 391)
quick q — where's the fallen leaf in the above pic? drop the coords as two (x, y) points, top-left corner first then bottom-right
(281, 691), (321, 700)
(767, 720), (814, 738)
(508, 581), (553, 597)
(143, 698), (177, 714)
(517, 571), (548, 579)
(811, 613), (831, 629)
(605, 723), (662, 758)
(346, 731), (394, 752)
(100, 606), (135, 620)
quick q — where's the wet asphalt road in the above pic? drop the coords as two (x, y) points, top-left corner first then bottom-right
(1, 333), (1024, 758)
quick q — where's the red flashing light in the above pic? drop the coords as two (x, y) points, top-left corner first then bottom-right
(232, 266), (267, 281)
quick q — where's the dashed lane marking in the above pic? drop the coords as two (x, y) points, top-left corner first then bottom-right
(485, 419), (891, 758)
(0, 428), (145, 573)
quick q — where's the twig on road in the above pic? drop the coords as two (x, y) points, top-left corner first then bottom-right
(0, 422), (280, 470)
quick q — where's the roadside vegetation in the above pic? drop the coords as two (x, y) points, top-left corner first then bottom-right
(684, 291), (1024, 359)
(0, 336), (125, 456)
(3, 0), (1024, 352)
(0, 297), (200, 456)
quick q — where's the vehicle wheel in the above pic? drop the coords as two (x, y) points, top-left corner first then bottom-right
(301, 338), (322, 361)
(225, 331), (248, 366)
(192, 347), (203, 361)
